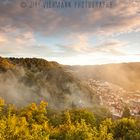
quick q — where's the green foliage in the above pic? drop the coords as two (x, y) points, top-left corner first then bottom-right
(0, 57), (14, 71)
(112, 118), (140, 140)
(64, 109), (96, 126)
(122, 106), (131, 118)
(92, 105), (112, 125)
(0, 98), (140, 140)
(9, 57), (60, 71)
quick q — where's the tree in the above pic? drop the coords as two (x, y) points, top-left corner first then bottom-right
(112, 118), (137, 139)
(122, 106), (131, 118)
(0, 97), (140, 140)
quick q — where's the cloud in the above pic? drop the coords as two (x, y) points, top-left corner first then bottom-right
(93, 39), (127, 55)
(55, 33), (127, 56)
(0, 0), (139, 36)
(88, 0), (140, 35)
(0, 35), (7, 43)
(0, 30), (53, 57)
(0, 0), (139, 64)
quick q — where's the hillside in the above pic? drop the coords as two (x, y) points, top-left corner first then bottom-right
(1, 56), (140, 116)
(66, 63), (140, 91)
(0, 57), (98, 109)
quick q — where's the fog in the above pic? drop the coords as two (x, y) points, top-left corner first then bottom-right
(69, 62), (140, 91)
(0, 66), (96, 109)
(1, 59), (139, 110)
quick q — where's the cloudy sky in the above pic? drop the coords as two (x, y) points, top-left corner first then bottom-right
(0, 0), (140, 65)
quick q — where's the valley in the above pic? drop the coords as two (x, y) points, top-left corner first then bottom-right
(0, 56), (140, 118)
(86, 79), (140, 117)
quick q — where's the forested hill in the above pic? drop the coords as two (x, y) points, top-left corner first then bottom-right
(0, 56), (98, 109)
(66, 63), (140, 91)
(0, 57), (140, 139)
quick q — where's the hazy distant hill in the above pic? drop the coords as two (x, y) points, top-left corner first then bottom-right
(0, 57), (98, 109)
(66, 63), (140, 91)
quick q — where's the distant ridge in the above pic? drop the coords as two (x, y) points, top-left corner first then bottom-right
(65, 62), (140, 91)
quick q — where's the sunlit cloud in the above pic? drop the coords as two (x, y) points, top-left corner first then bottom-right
(0, 0), (139, 64)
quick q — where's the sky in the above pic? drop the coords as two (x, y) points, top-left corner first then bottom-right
(0, 0), (140, 65)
